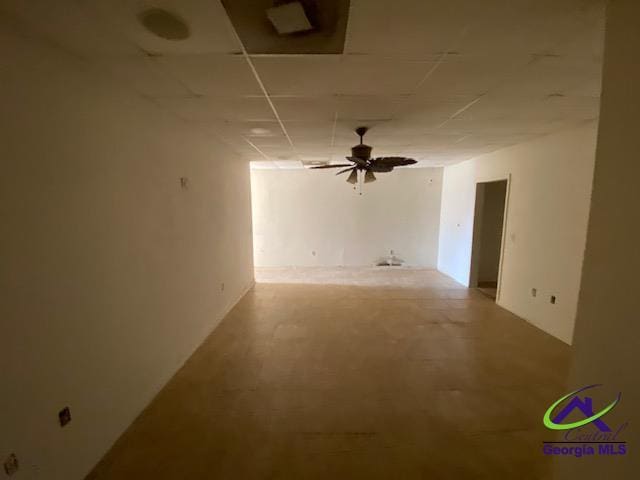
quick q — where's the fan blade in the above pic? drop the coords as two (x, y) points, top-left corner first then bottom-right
(364, 170), (376, 183)
(370, 165), (394, 173)
(346, 169), (358, 184)
(372, 156), (417, 167)
(346, 156), (367, 166)
(309, 163), (353, 169)
(336, 167), (355, 175)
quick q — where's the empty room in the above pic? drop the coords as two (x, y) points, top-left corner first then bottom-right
(1, 1), (638, 479)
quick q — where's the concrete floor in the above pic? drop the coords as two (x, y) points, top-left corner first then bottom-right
(88, 268), (570, 479)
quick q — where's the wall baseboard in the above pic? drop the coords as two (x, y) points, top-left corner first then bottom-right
(436, 268), (469, 287)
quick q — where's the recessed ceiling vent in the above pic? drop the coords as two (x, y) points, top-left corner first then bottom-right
(138, 8), (190, 41)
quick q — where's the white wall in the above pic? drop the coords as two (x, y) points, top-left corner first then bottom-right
(555, 0), (640, 476)
(0, 22), (254, 479)
(251, 167), (442, 267)
(438, 125), (597, 343)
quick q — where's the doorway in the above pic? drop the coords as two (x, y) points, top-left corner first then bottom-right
(469, 179), (508, 301)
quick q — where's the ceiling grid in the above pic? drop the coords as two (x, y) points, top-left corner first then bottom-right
(2, 0), (606, 168)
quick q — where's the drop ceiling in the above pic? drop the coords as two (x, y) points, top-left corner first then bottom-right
(2, 0), (605, 168)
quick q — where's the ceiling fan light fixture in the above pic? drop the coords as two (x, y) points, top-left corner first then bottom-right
(364, 170), (376, 183)
(308, 127), (417, 191)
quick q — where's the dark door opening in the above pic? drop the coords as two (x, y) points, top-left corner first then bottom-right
(470, 179), (508, 301)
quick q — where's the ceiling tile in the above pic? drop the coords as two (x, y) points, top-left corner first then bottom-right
(346, 0), (474, 57)
(252, 55), (434, 96)
(156, 54), (261, 96)
(273, 97), (336, 122)
(284, 121), (336, 140)
(152, 96), (275, 122)
(94, 57), (192, 97)
(1, 0), (140, 56)
(273, 94), (408, 123)
(495, 56), (602, 100)
(413, 55), (531, 100)
(456, 0), (605, 58)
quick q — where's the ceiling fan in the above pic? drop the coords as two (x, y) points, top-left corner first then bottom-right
(311, 127), (417, 195)
(308, 127), (417, 190)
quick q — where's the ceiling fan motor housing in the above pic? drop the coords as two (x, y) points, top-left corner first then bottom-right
(351, 144), (372, 160)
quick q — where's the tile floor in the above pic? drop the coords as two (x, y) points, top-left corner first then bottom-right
(88, 268), (570, 479)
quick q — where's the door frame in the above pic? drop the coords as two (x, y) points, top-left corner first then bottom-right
(469, 174), (511, 302)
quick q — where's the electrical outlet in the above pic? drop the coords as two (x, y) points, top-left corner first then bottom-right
(180, 177), (189, 189)
(550, 295), (557, 304)
(3, 453), (18, 476)
(531, 288), (537, 297)
(220, 282), (225, 292)
(59, 406), (71, 427)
